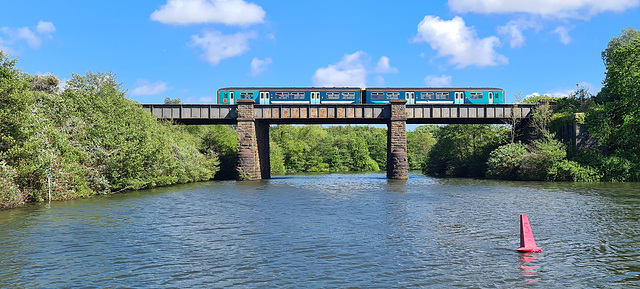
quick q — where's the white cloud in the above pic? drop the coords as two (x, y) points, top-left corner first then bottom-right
(312, 51), (399, 88)
(313, 51), (368, 87)
(412, 16), (508, 68)
(374, 56), (399, 73)
(190, 29), (257, 65)
(448, 0), (640, 19)
(249, 57), (272, 76)
(36, 21), (56, 34)
(553, 26), (573, 45)
(497, 18), (540, 48)
(0, 20), (56, 51)
(151, 0), (265, 26)
(525, 82), (597, 99)
(424, 75), (452, 87)
(131, 80), (170, 96)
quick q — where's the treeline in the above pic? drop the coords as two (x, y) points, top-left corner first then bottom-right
(423, 28), (640, 182)
(0, 53), (221, 208)
(267, 125), (435, 174)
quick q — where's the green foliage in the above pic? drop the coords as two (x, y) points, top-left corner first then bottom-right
(407, 125), (437, 170)
(586, 30), (640, 152)
(269, 125), (384, 174)
(422, 125), (508, 177)
(189, 125), (236, 179)
(0, 161), (23, 209)
(573, 149), (640, 182)
(0, 52), (219, 207)
(599, 27), (640, 103)
(547, 160), (601, 182)
(269, 141), (286, 175)
(164, 97), (181, 104)
(518, 136), (566, 181)
(486, 143), (528, 180)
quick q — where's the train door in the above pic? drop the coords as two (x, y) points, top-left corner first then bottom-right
(260, 91), (270, 105)
(229, 92), (235, 105)
(454, 92), (464, 104)
(488, 92), (494, 104)
(311, 91), (320, 104)
(406, 92), (415, 104)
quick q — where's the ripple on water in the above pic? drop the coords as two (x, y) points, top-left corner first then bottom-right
(1, 173), (639, 287)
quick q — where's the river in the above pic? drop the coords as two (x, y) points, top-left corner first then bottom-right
(1, 172), (639, 288)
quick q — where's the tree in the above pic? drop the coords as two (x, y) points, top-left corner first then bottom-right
(504, 91), (525, 143)
(422, 125), (507, 177)
(407, 125), (436, 170)
(587, 30), (640, 151)
(597, 28), (640, 104)
(164, 97), (181, 104)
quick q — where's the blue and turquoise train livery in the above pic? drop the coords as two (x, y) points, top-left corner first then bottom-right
(365, 87), (504, 104)
(217, 87), (504, 105)
(217, 87), (363, 105)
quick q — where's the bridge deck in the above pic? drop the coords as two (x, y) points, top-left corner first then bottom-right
(142, 103), (534, 125)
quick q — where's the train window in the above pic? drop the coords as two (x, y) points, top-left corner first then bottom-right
(421, 92), (434, 99)
(327, 92), (340, 99)
(371, 92), (384, 100)
(240, 92), (254, 99)
(494, 92), (500, 98)
(387, 92), (400, 99)
(343, 92), (356, 99)
(291, 92), (305, 99)
(276, 92), (289, 99)
(470, 92), (483, 99)
(436, 92), (449, 99)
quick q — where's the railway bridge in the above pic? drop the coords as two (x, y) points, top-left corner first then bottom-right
(143, 100), (536, 180)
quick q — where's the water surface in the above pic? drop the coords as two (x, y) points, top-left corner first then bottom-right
(1, 173), (639, 287)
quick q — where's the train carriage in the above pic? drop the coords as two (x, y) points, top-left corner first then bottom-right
(217, 87), (363, 105)
(217, 87), (504, 105)
(365, 87), (505, 104)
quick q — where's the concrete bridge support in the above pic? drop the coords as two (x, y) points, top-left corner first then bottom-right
(236, 100), (262, 180)
(387, 99), (408, 180)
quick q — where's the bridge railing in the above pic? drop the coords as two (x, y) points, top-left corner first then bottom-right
(141, 103), (536, 125)
(143, 104), (237, 119)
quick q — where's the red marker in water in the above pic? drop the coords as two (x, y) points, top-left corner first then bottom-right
(517, 214), (542, 252)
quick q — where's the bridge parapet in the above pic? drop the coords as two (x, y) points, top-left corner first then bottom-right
(142, 103), (535, 125)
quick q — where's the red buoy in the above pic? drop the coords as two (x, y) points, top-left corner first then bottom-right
(517, 214), (542, 252)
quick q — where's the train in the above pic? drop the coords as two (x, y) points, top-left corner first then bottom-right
(217, 87), (505, 105)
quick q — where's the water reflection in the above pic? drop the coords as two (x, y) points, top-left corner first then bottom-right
(519, 252), (541, 278)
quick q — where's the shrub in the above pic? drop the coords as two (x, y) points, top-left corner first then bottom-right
(548, 160), (601, 182)
(486, 143), (528, 180)
(0, 161), (24, 208)
(518, 137), (566, 181)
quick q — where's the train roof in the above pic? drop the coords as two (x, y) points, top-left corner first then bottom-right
(365, 87), (504, 91)
(218, 87), (504, 92)
(218, 87), (363, 91)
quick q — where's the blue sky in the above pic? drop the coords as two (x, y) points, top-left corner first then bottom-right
(1, 0), (639, 104)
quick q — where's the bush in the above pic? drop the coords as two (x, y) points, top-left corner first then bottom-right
(486, 143), (528, 180)
(548, 160), (601, 182)
(518, 137), (566, 181)
(0, 161), (24, 208)
(573, 149), (640, 182)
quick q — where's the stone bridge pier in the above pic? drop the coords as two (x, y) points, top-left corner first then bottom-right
(236, 100), (270, 181)
(387, 99), (408, 180)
